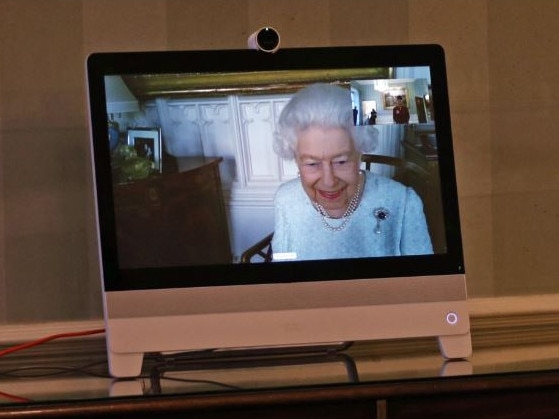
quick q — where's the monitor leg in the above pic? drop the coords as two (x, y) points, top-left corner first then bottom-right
(438, 332), (472, 359)
(108, 351), (144, 378)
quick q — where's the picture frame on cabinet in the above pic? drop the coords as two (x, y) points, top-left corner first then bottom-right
(127, 127), (162, 172)
(383, 88), (408, 110)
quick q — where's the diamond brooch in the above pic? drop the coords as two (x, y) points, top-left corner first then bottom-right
(373, 208), (390, 234)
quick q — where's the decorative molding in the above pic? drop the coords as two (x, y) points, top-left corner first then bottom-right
(0, 319), (105, 345)
(469, 294), (559, 349)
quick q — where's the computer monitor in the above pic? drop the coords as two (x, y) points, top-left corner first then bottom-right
(87, 44), (471, 378)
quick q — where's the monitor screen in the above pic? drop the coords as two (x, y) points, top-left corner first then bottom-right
(87, 45), (469, 378)
(88, 45), (464, 291)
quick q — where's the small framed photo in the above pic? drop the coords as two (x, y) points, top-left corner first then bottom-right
(127, 127), (162, 172)
(383, 88), (408, 110)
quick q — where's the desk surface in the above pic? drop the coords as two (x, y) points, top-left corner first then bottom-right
(2, 333), (559, 417)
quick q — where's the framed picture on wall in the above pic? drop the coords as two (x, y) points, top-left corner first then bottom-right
(127, 127), (162, 172)
(383, 88), (408, 110)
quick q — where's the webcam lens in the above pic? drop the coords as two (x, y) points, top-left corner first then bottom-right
(257, 28), (280, 52)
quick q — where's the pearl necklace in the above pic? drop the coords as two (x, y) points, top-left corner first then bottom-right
(313, 173), (364, 232)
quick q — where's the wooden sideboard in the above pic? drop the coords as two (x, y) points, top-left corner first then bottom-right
(2, 339), (559, 418)
(2, 326), (559, 419)
(113, 157), (231, 268)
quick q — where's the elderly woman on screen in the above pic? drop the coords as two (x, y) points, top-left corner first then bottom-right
(271, 83), (433, 261)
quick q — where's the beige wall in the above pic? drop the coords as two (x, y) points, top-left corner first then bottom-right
(0, 0), (557, 323)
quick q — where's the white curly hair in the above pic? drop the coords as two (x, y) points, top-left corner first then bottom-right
(273, 83), (378, 160)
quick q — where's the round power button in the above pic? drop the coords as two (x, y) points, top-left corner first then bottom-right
(446, 312), (459, 325)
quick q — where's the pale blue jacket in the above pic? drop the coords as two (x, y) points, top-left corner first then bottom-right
(272, 171), (433, 261)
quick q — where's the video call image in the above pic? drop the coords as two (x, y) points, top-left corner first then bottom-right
(105, 67), (445, 269)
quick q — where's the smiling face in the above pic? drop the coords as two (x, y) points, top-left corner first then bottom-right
(296, 125), (362, 218)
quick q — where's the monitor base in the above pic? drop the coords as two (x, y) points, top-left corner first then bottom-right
(103, 275), (471, 378)
(107, 331), (472, 378)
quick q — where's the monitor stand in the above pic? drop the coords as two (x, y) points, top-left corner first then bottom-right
(102, 274), (472, 378)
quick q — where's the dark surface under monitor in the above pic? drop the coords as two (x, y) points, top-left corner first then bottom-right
(1, 335), (559, 418)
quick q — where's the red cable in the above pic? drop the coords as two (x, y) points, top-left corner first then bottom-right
(0, 390), (32, 403)
(0, 328), (105, 358)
